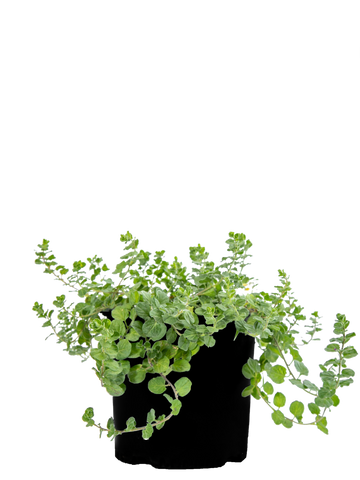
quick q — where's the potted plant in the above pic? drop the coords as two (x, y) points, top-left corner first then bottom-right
(33, 231), (357, 469)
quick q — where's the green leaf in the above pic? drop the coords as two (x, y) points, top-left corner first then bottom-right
(117, 339), (132, 360)
(281, 418), (293, 429)
(341, 368), (355, 377)
(154, 415), (166, 430)
(216, 304), (227, 312)
(129, 290), (140, 306)
(104, 359), (123, 374)
(315, 396), (334, 408)
(294, 360), (309, 376)
(110, 318), (126, 337)
(103, 295), (114, 311)
(79, 325), (91, 344)
(53, 292), (65, 308)
(147, 408), (156, 424)
(155, 288), (170, 305)
(130, 320), (143, 336)
(128, 342), (144, 358)
(142, 319), (167, 341)
(316, 416), (328, 434)
(141, 291), (153, 303)
(303, 380), (318, 392)
(290, 401), (304, 420)
(112, 306), (129, 322)
(79, 304), (96, 322)
(183, 328), (199, 346)
(170, 399), (182, 416)
(103, 342), (118, 357)
(268, 365), (287, 384)
(172, 359), (191, 372)
(245, 362), (258, 382)
(135, 302), (151, 320)
(142, 422), (154, 440)
(339, 378), (354, 387)
(183, 310), (196, 326)
(124, 417), (136, 432)
(320, 371), (337, 389)
(90, 348), (107, 362)
(113, 260), (127, 274)
(128, 365), (146, 384)
(264, 347), (279, 363)
(274, 392), (286, 408)
(42, 320), (52, 328)
(82, 407), (94, 422)
(345, 332), (356, 342)
(74, 302), (87, 313)
(174, 377), (192, 397)
(148, 376), (167, 394)
(342, 346), (358, 359)
(332, 394), (340, 406)
(106, 417), (115, 437)
(325, 343), (340, 353)
(289, 378), (307, 390)
(271, 410), (285, 425)
(267, 344), (281, 356)
(105, 382), (126, 396)
(263, 382), (274, 395)
(103, 363), (123, 379)
(308, 402), (320, 415)
(152, 356), (170, 373)
(247, 358), (261, 374)
(242, 364), (254, 379)
(203, 334), (216, 347)
(241, 385), (254, 397)
(73, 260), (86, 272)
(178, 335), (190, 351)
(163, 393), (173, 403)
(67, 346), (88, 356)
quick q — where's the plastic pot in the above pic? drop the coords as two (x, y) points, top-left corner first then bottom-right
(101, 311), (254, 469)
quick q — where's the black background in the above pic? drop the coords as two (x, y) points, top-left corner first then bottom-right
(28, 223), (359, 478)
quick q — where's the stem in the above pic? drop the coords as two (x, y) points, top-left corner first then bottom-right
(258, 389), (323, 428)
(96, 354), (180, 438)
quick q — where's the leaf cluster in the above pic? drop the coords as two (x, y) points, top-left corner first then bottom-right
(33, 231), (357, 440)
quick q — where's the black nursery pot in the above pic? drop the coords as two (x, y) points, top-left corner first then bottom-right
(101, 311), (255, 470)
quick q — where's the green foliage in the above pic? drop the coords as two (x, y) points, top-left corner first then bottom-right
(33, 231), (357, 441)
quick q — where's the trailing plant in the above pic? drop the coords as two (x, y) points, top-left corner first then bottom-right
(33, 231), (357, 440)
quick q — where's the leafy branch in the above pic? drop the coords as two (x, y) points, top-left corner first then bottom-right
(241, 290), (357, 434)
(33, 231), (357, 441)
